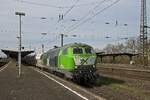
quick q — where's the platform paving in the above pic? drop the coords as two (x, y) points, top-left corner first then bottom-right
(0, 60), (84, 100)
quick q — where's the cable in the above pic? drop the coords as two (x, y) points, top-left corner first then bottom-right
(42, 0), (80, 33)
(52, 0), (109, 34)
(76, 1), (101, 7)
(63, 0), (80, 17)
(66, 0), (121, 33)
(67, 0), (121, 33)
(14, 0), (68, 8)
(55, 0), (109, 35)
(13, 0), (98, 9)
(57, 0), (80, 23)
(64, 0), (111, 32)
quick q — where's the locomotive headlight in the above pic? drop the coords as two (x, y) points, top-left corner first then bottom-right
(93, 65), (96, 68)
(74, 56), (81, 65)
(87, 57), (95, 65)
(74, 66), (77, 68)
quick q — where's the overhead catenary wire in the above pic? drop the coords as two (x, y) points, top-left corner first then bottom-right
(12, 0), (135, 46)
(13, 0), (99, 9)
(64, 0), (111, 32)
(57, 0), (80, 23)
(51, 0), (80, 37)
(14, 0), (68, 8)
(65, 0), (121, 33)
(56, 0), (110, 35)
(14, 0), (113, 36)
(63, 0), (80, 17)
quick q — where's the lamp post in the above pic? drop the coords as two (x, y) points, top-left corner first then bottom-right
(40, 17), (47, 53)
(15, 12), (25, 77)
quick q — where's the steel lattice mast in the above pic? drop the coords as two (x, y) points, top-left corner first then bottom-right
(140, 0), (148, 66)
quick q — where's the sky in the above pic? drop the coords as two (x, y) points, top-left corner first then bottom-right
(0, 0), (150, 56)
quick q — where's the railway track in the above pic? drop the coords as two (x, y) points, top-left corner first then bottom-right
(97, 66), (150, 81)
(0, 58), (9, 67)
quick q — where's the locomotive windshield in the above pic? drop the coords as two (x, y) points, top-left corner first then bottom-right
(73, 48), (83, 54)
(85, 48), (94, 54)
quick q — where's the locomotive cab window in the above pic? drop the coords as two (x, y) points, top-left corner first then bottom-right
(85, 48), (94, 54)
(73, 48), (83, 54)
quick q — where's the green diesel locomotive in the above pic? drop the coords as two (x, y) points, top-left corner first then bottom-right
(38, 43), (97, 83)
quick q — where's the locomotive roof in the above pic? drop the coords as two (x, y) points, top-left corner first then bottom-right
(45, 43), (93, 54)
(63, 43), (92, 48)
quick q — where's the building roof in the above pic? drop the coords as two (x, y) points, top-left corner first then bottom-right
(96, 52), (139, 57)
(1, 49), (34, 59)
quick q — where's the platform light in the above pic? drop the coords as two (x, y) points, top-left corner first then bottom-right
(15, 12), (25, 78)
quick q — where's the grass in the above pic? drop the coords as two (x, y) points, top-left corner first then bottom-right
(94, 75), (124, 86)
(95, 75), (150, 100)
(110, 84), (150, 100)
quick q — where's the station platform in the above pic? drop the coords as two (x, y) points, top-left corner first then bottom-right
(0, 60), (84, 100)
